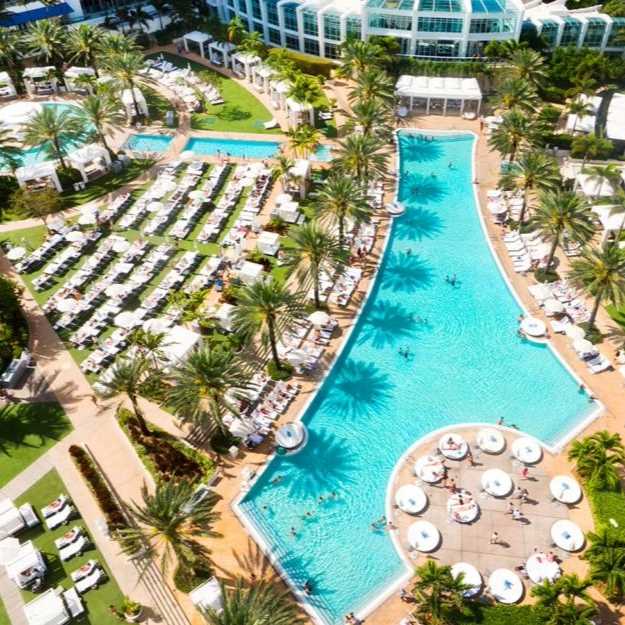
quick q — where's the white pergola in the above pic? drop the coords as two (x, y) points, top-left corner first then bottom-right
(209, 41), (236, 68)
(231, 52), (261, 81)
(121, 87), (149, 119)
(576, 172), (619, 198)
(592, 204), (625, 245)
(395, 75), (482, 116)
(69, 144), (112, 183)
(190, 578), (224, 613)
(23, 588), (69, 625)
(606, 93), (625, 141)
(23, 66), (57, 97)
(251, 64), (276, 94)
(183, 31), (212, 58)
(286, 97), (314, 128)
(64, 66), (96, 93)
(565, 94), (601, 134)
(16, 162), (62, 193)
(269, 79), (290, 111)
(0, 71), (16, 99)
(288, 159), (311, 199)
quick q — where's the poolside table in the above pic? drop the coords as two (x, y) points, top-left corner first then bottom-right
(481, 469), (513, 497)
(526, 553), (560, 583)
(476, 428), (505, 454)
(407, 521), (440, 552)
(551, 520), (585, 552)
(452, 562), (482, 597)
(488, 569), (523, 604)
(549, 476), (582, 504)
(414, 455), (444, 483)
(512, 437), (543, 465)
(438, 433), (468, 460)
(395, 484), (427, 514)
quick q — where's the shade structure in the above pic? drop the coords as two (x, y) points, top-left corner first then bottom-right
(573, 338), (595, 354)
(189, 190), (205, 200)
(476, 428), (505, 454)
(395, 484), (427, 514)
(105, 284), (127, 299)
(395, 75), (482, 115)
(0, 537), (21, 565)
(565, 325), (585, 340)
(238, 261), (264, 285)
(65, 230), (85, 243)
(276, 422), (306, 450)
(56, 299), (77, 314)
(114, 311), (137, 329)
(488, 569), (523, 604)
(414, 455), (444, 483)
(447, 491), (479, 523)
(606, 92), (625, 141)
(275, 193), (292, 205)
(529, 283), (552, 303)
(438, 432), (468, 460)
(78, 210), (97, 226)
(551, 520), (585, 551)
(0, 500), (24, 539)
(549, 475), (582, 504)
(452, 562), (482, 597)
(511, 437), (542, 464)
(147, 201), (164, 213)
(520, 317), (546, 337)
(143, 317), (170, 333)
(308, 310), (330, 327)
(526, 553), (560, 584)
(481, 469), (513, 497)
(6, 247), (26, 261)
(407, 520), (440, 552)
(544, 298), (564, 315)
(23, 588), (69, 625)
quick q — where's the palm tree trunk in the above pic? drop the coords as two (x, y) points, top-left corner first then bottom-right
(518, 187), (529, 224)
(589, 289), (604, 328)
(54, 138), (68, 169)
(130, 393), (151, 436)
(129, 78), (142, 122)
(89, 53), (100, 79)
(99, 132), (114, 159)
(338, 214), (345, 251)
(312, 264), (320, 310)
(267, 316), (282, 370)
(545, 233), (559, 273)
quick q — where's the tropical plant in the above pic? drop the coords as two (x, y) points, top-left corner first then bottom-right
(0, 29), (23, 89)
(168, 345), (251, 435)
(585, 527), (625, 601)
(22, 106), (83, 169)
(287, 73), (323, 108)
(532, 575), (596, 625)
(496, 78), (540, 113)
(226, 15), (246, 44)
(337, 38), (388, 79)
(488, 109), (542, 162)
(566, 97), (595, 134)
(272, 154), (294, 190)
(78, 94), (125, 157)
(334, 133), (389, 183)
(8, 187), (63, 226)
(119, 6), (151, 32)
(104, 51), (147, 122)
(507, 47), (548, 89)
(23, 19), (66, 71)
(238, 30), (266, 57)
(100, 31), (140, 55)
(287, 221), (346, 309)
(66, 24), (104, 77)
(202, 578), (305, 625)
(529, 191), (595, 273)
(571, 133), (614, 167)
(499, 150), (560, 223)
(411, 560), (470, 625)
(233, 279), (306, 371)
(315, 172), (371, 249)
(286, 124), (322, 159)
(349, 98), (394, 138)
(568, 430), (625, 490)
(349, 66), (395, 106)
(119, 479), (219, 575)
(0, 123), (21, 172)
(128, 329), (170, 368)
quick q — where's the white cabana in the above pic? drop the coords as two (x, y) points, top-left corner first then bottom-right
(68, 144), (112, 183)
(257, 231), (280, 256)
(576, 172), (618, 198)
(0, 71), (16, 99)
(0, 500), (24, 538)
(288, 159), (311, 199)
(63, 66), (96, 93)
(209, 41), (236, 68)
(395, 75), (482, 116)
(286, 98), (315, 128)
(237, 261), (264, 285)
(5, 540), (46, 588)
(277, 200), (301, 223)
(251, 64), (276, 93)
(121, 88), (148, 119)
(592, 204), (625, 245)
(16, 162), (62, 193)
(232, 53), (260, 81)
(190, 578), (223, 613)
(565, 94), (601, 134)
(23, 66), (58, 96)
(162, 325), (201, 368)
(23, 588), (69, 625)
(269, 79), (290, 110)
(183, 31), (212, 58)
(606, 93), (625, 141)
(214, 303), (235, 332)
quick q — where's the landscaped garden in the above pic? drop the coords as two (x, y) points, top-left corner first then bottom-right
(0, 403), (72, 487)
(0, 600), (9, 625)
(15, 469), (125, 625)
(0, 274), (29, 371)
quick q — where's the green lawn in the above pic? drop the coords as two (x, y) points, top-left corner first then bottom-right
(143, 85), (179, 128)
(0, 599), (9, 625)
(15, 469), (125, 625)
(145, 52), (279, 134)
(0, 403), (72, 488)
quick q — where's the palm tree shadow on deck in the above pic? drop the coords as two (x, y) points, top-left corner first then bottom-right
(380, 252), (434, 293)
(358, 300), (423, 349)
(394, 207), (444, 241)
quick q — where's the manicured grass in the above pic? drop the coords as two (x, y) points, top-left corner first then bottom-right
(15, 469), (125, 625)
(465, 604), (542, 625)
(587, 485), (625, 530)
(0, 599), (9, 625)
(145, 52), (279, 134)
(0, 403), (72, 487)
(143, 85), (179, 128)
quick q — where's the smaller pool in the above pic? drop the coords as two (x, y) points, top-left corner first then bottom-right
(126, 134), (174, 153)
(311, 144), (333, 162)
(184, 137), (282, 159)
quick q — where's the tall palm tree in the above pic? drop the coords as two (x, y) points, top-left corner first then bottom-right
(287, 221), (346, 309)
(488, 109), (541, 162)
(120, 479), (219, 575)
(566, 97), (595, 134)
(23, 19), (67, 73)
(569, 245), (625, 329)
(238, 31), (265, 57)
(0, 123), (21, 172)
(226, 15), (246, 44)
(507, 47), (548, 89)
(335, 133), (389, 183)
(500, 150), (560, 224)
(529, 191), (595, 273)
(287, 124), (322, 159)
(532, 575), (596, 625)
(0, 29), (23, 91)
(66, 24), (104, 77)
(496, 78), (539, 113)
(272, 154), (294, 190)
(568, 430), (625, 490)
(411, 560), (470, 625)
(287, 74), (323, 109)
(349, 99), (394, 138)
(202, 578), (305, 625)
(104, 51), (147, 122)
(128, 329), (169, 368)
(337, 39), (388, 79)
(571, 133), (614, 168)
(22, 106), (83, 170)
(349, 66), (395, 106)
(585, 528), (625, 601)
(100, 31), (140, 55)
(168, 345), (251, 435)
(78, 94), (124, 157)
(96, 357), (154, 436)
(233, 280), (306, 371)
(315, 173), (371, 249)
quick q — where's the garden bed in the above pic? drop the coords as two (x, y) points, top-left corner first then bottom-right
(0, 275), (29, 371)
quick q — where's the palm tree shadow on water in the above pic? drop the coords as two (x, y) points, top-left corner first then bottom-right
(399, 172), (447, 206)
(380, 252), (434, 293)
(399, 134), (444, 163)
(394, 206), (444, 242)
(358, 299), (425, 349)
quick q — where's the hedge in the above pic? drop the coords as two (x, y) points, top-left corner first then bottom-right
(0, 275), (29, 369)
(266, 48), (335, 78)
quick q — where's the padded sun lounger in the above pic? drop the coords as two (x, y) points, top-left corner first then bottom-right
(45, 505), (75, 530)
(75, 567), (106, 594)
(60, 535), (90, 561)
(63, 587), (85, 617)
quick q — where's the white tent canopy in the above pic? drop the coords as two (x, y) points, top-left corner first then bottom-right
(576, 172), (619, 198)
(607, 93), (625, 141)
(0, 71), (17, 99)
(190, 578), (223, 613)
(286, 97), (314, 128)
(16, 162), (62, 193)
(121, 88), (148, 119)
(64, 66), (95, 93)
(183, 31), (212, 58)
(5, 540), (45, 588)
(214, 303), (235, 332)
(395, 75), (482, 115)
(162, 325), (201, 368)
(238, 261), (264, 285)
(257, 230), (280, 255)
(209, 41), (236, 68)
(23, 589), (69, 625)
(566, 94), (601, 134)
(592, 204), (625, 244)
(232, 52), (261, 81)
(0, 500), (24, 538)
(23, 66), (57, 96)
(251, 64), (276, 93)
(68, 143), (112, 183)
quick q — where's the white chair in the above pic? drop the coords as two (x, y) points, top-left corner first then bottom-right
(59, 535), (90, 561)
(75, 567), (106, 594)
(45, 505), (75, 530)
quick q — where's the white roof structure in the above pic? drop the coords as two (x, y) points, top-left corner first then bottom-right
(23, 66), (55, 80)
(1, 100), (42, 133)
(232, 52), (261, 66)
(0, 71), (16, 98)
(183, 30), (212, 44)
(566, 94), (601, 134)
(64, 66), (95, 79)
(190, 578), (224, 612)
(592, 204), (625, 244)
(214, 303), (235, 332)
(257, 230), (280, 255)
(5, 540), (45, 587)
(396, 75), (482, 100)
(0, 500), (24, 539)
(290, 159), (311, 179)
(15, 162), (62, 192)
(238, 261), (264, 285)
(576, 172), (619, 197)
(69, 143), (112, 182)
(23, 589), (70, 625)
(607, 93), (625, 141)
(163, 325), (201, 367)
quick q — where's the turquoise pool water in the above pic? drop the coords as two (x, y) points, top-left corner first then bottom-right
(185, 136), (281, 159)
(125, 133), (174, 153)
(239, 132), (596, 625)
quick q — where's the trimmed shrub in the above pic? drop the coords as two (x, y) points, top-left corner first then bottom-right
(266, 48), (334, 78)
(173, 562), (213, 593)
(0, 276), (28, 369)
(267, 360), (294, 381)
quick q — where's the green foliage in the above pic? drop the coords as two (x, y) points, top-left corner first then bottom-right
(0, 275), (28, 368)
(604, 0), (625, 16)
(210, 430), (241, 454)
(267, 360), (294, 381)
(173, 562), (212, 593)
(389, 57), (491, 80)
(546, 47), (625, 91)
(267, 48), (335, 77)
(588, 488), (625, 530)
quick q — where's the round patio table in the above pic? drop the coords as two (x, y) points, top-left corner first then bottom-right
(551, 520), (585, 552)
(526, 553), (560, 583)
(438, 433), (469, 460)
(407, 521), (440, 552)
(414, 455), (444, 484)
(395, 484), (428, 515)
(488, 569), (523, 604)
(452, 562), (482, 597)
(481, 469), (513, 497)
(549, 475), (582, 504)
(512, 437), (543, 464)
(476, 428), (505, 454)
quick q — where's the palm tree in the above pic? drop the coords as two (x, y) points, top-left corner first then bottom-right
(202, 578), (305, 625)
(500, 150), (560, 224)
(489, 109), (542, 163)
(0, 29), (23, 91)
(96, 357), (154, 436)
(22, 106), (83, 170)
(532, 575), (596, 625)
(568, 430), (625, 490)
(529, 191), (595, 273)
(100, 32), (140, 55)
(571, 133), (614, 168)
(287, 74), (323, 110)
(78, 94), (125, 158)
(585, 528), (625, 601)
(226, 16), (246, 44)
(23, 19), (67, 73)
(337, 39), (388, 79)
(128, 329), (170, 368)
(233, 280), (306, 371)
(349, 66), (395, 106)
(315, 173), (371, 249)
(349, 99), (394, 138)
(0, 123), (21, 172)
(272, 154), (294, 190)
(238, 31), (265, 57)
(168, 345), (251, 435)
(411, 560), (469, 625)
(66, 24), (104, 77)
(496, 78), (539, 113)
(104, 51), (147, 122)
(566, 97), (595, 134)
(120, 479), (219, 575)
(335, 133), (389, 183)
(507, 47), (548, 89)
(287, 124), (322, 159)
(287, 221), (346, 309)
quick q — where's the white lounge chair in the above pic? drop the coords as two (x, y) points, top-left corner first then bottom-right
(71, 559), (98, 582)
(45, 505), (75, 530)
(75, 567), (106, 594)
(263, 118), (278, 129)
(54, 526), (82, 549)
(41, 495), (69, 518)
(63, 587), (85, 617)
(59, 535), (90, 561)
(18, 504), (39, 528)
(588, 355), (612, 374)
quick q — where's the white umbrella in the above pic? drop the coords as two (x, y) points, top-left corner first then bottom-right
(48, 216), (65, 232)
(147, 201), (164, 213)
(276, 193), (292, 206)
(6, 247), (26, 261)
(286, 349), (308, 366)
(143, 317), (170, 333)
(112, 238), (130, 254)
(544, 298), (564, 315)
(573, 338), (594, 354)
(520, 317), (546, 337)
(114, 311), (137, 329)
(78, 212), (97, 226)
(529, 283), (552, 302)
(66, 230), (86, 243)
(308, 310), (330, 327)
(56, 299), (77, 313)
(565, 325), (585, 340)
(105, 283), (127, 298)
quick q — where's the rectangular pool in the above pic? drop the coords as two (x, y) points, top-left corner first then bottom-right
(184, 137), (282, 159)
(125, 134), (174, 153)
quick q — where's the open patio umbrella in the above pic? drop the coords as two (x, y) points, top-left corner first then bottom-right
(105, 283), (127, 298)
(78, 212), (97, 226)
(308, 310), (330, 327)
(6, 247), (26, 261)
(573, 338), (594, 354)
(114, 311), (137, 329)
(66, 230), (86, 243)
(544, 298), (565, 315)
(112, 238), (130, 254)
(56, 299), (77, 313)
(147, 201), (164, 213)
(565, 325), (585, 340)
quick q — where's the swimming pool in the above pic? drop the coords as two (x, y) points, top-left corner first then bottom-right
(184, 136), (281, 159)
(125, 133), (174, 153)
(238, 131), (597, 625)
